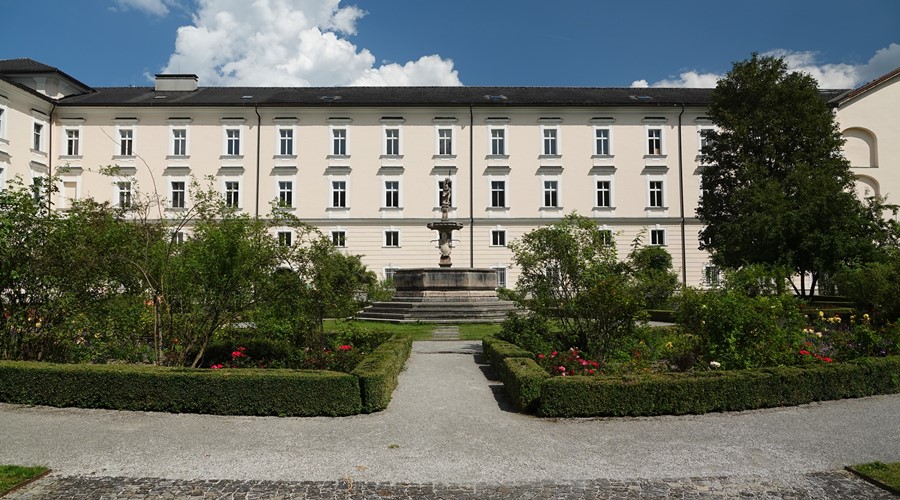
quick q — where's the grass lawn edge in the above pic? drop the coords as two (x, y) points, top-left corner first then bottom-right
(845, 463), (900, 496)
(0, 465), (51, 496)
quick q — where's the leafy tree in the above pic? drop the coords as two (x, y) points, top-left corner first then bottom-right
(697, 54), (898, 296)
(628, 235), (680, 309)
(509, 213), (645, 360)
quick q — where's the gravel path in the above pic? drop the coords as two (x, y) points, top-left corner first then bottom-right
(1, 340), (898, 498)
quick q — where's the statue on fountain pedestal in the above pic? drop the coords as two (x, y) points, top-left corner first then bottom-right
(427, 177), (463, 267)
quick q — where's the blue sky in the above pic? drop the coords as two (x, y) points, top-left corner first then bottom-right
(2, 0), (899, 89)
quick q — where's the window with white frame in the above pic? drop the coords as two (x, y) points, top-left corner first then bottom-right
(226, 128), (241, 156)
(119, 128), (134, 156)
(704, 265), (721, 287)
(331, 230), (346, 247)
(648, 180), (664, 208)
(647, 127), (663, 155)
(490, 128), (506, 156)
(278, 128), (294, 156)
(65, 129), (80, 156)
(437, 127), (453, 155)
(0, 107), (6, 140)
(172, 128), (187, 156)
(438, 178), (453, 207)
(494, 267), (507, 288)
(384, 230), (399, 247)
(277, 231), (293, 247)
(331, 127), (347, 155)
(331, 180), (347, 208)
(542, 127), (558, 156)
(33, 122), (44, 151)
(170, 181), (186, 209)
(278, 180), (293, 207)
(224, 181), (240, 208)
(59, 180), (78, 210)
(650, 228), (666, 246)
(490, 180), (506, 208)
(384, 180), (400, 208)
(384, 267), (399, 280)
(491, 229), (506, 246)
(384, 128), (400, 156)
(543, 180), (559, 208)
(596, 179), (612, 208)
(599, 226), (614, 246)
(31, 176), (45, 203)
(595, 127), (611, 155)
(117, 181), (132, 208)
(172, 231), (185, 245)
(698, 126), (714, 153)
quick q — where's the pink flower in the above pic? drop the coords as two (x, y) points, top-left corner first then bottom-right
(558, 366), (566, 372)
(338, 345), (352, 351)
(537, 353), (545, 359)
(210, 364), (223, 370)
(551, 351), (558, 357)
(821, 357), (833, 363)
(799, 350), (810, 356)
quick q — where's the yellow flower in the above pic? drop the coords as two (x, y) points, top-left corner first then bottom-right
(665, 342), (674, 349)
(818, 311), (824, 318)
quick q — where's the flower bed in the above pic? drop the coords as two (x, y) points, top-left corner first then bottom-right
(0, 334), (413, 417)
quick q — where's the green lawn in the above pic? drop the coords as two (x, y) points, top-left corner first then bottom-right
(0, 465), (48, 495)
(850, 462), (900, 492)
(326, 319), (501, 341)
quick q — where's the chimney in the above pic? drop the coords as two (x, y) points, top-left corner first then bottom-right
(154, 74), (199, 92)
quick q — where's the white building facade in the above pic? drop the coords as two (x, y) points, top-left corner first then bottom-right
(1, 59), (897, 288)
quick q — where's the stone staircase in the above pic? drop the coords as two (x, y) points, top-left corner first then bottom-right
(358, 299), (517, 323)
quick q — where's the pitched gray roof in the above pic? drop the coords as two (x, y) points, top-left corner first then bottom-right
(58, 86), (718, 108)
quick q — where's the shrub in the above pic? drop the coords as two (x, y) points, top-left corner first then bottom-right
(629, 244), (680, 309)
(834, 251), (900, 323)
(351, 335), (413, 413)
(500, 357), (549, 412)
(482, 337), (533, 374)
(0, 361), (362, 416)
(497, 313), (555, 355)
(674, 288), (805, 369)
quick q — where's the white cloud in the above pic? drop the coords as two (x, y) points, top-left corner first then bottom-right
(631, 43), (900, 89)
(115, 0), (176, 17)
(160, 0), (462, 87)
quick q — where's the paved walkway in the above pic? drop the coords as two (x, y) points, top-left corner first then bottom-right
(2, 340), (899, 498)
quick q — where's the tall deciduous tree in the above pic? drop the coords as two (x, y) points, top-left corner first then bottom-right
(698, 54), (895, 296)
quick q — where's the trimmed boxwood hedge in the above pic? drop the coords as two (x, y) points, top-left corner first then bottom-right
(501, 357), (549, 412)
(0, 361), (362, 416)
(351, 335), (413, 413)
(483, 338), (900, 417)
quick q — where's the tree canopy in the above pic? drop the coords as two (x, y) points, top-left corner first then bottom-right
(697, 54), (897, 296)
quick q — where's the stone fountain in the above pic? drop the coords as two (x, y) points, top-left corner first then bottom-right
(358, 178), (517, 323)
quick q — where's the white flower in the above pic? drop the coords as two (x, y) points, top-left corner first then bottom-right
(709, 361), (721, 369)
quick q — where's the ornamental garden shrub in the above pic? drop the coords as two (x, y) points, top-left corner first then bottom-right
(352, 335), (413, 413)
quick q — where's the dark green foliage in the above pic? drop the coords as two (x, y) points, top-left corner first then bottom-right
(536, 356), (900, 417)
(0, 361), (362, 416)
(629, 244), (680, 309)
(351, 335), (413, 413)
(500, 357), (549, 412)
(834, 248), (900, 323)
(673, 288), (806, 369)
(482, 337), (533, 373)
(497, 313), (555, 355)
(698, 54), (898, 296)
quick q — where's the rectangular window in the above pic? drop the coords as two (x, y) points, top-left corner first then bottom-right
(224, 181), (240, 208)
(543, 180), (559, 208)
(542, 128), (558, 155)
(490, 128), (506, 155)
(649, 180), (664, 208)
(332, 231), (346, 247)
(332, 180), (347, 208)
(438, 179), (452, 207)
(438, 128), (453, 155)
(278, 231), (292, 247)
(385, 128), (400, 155)
(491, 230), (506, 246)
(278, 181), (293, 207)
(172, 231), (185, 245)
(66, 129), (80, 156)
(599, 229), (614, 246)
(279, 128), (293, 156)
(650, 228), (666, 246)
(172, 129), (187, 156)
(384, 230), (399, 247)
(384, 180), (399, 208)
(0, 109), (5, 138)
(494, 267), (507, 288)
(33, 123), (43, 151)
(171, 181), (185, 209)
(647, 128), (662, 155)
(226, 128), (241, 156)
(117, 181), (132, 208)
(119, 129), (133, 156)
(332, 128), (347, 155)
(596, 180), (611, 208)
(595, 128), (610, 155)
(699, 127), (714, 152)
(384, 267), (399, 280)
(704, 265), (721, 287)
(490, 180), (506, 208)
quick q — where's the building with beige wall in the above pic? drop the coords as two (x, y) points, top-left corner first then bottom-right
(1, 58), (897, 289)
